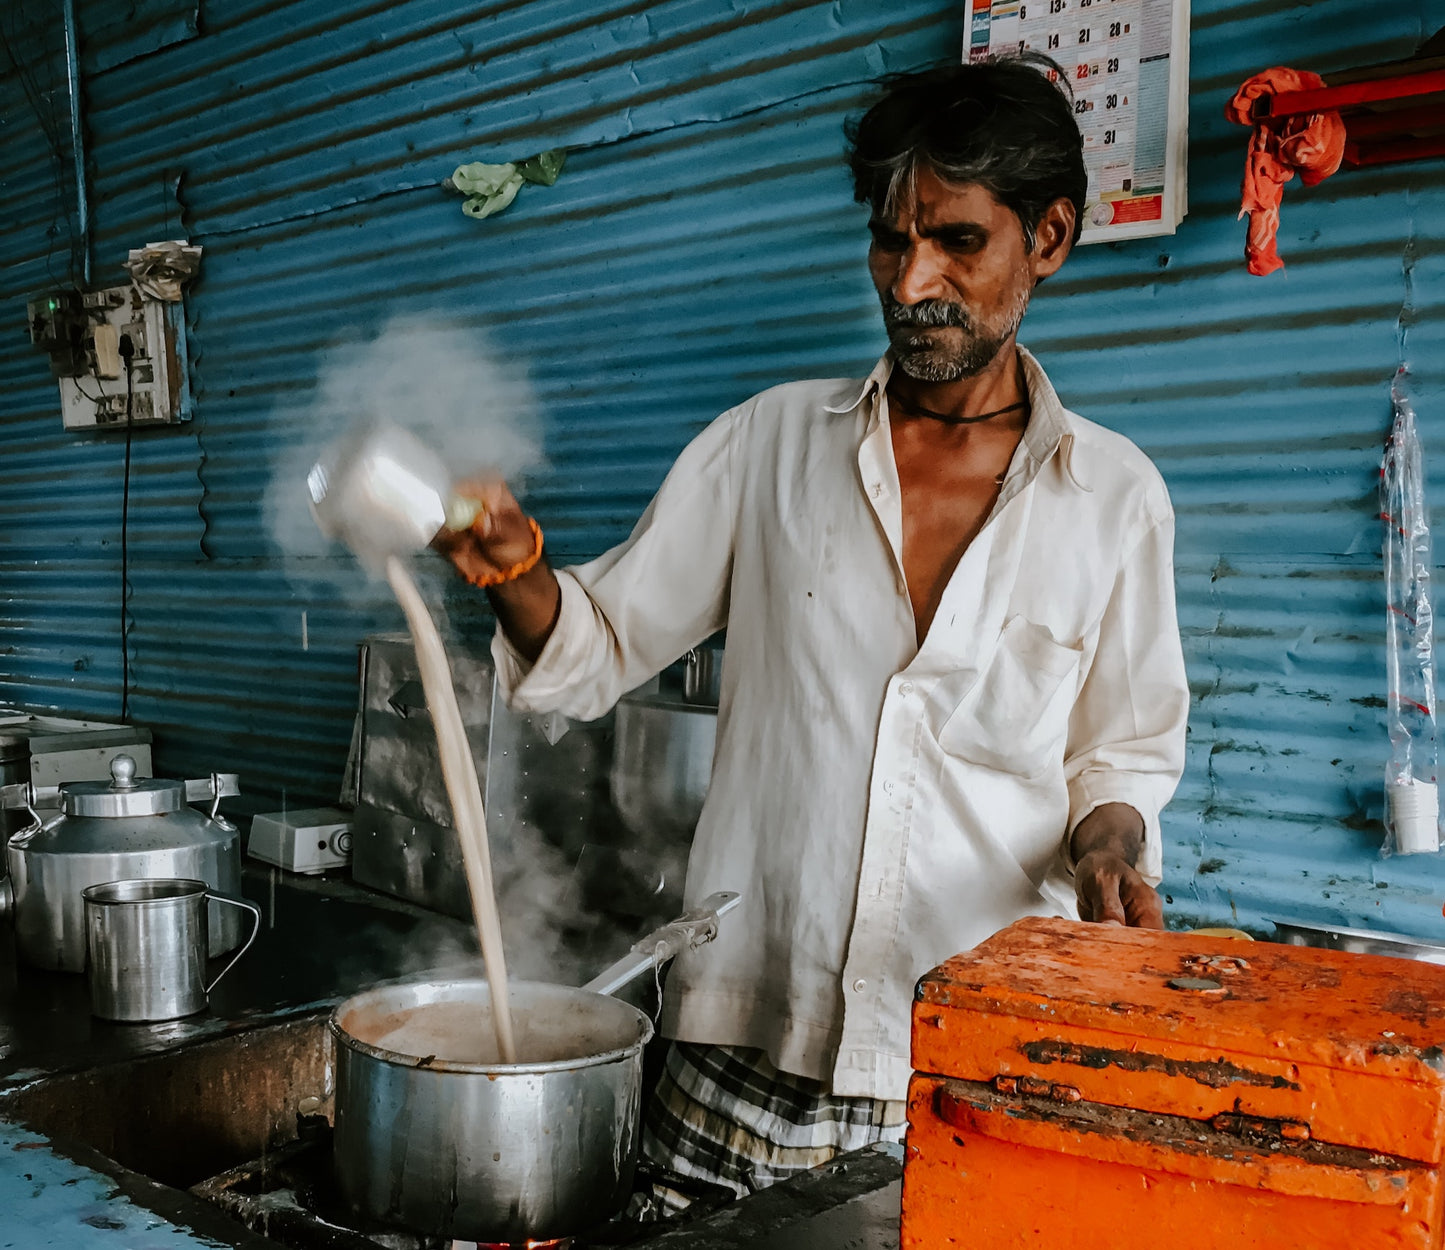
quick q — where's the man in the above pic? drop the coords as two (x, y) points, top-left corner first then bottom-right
(437, 57), (1189, 1197)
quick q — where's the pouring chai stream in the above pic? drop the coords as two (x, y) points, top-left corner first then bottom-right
(383, 554), (516, 1063)
(307, 422), (516, 1063)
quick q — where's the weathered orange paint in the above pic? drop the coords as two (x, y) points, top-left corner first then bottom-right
(902, 917), (1445, 1248)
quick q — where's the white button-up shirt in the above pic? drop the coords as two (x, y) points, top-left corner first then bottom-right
(493, 348), (1189, 1100)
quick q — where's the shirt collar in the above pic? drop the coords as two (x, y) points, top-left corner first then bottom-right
(827, 347), (1089, 492)
(1016, 346), (1089, 492)
(823, 354), (893, 414)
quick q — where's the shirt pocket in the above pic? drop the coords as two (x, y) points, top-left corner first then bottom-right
(938, 616), (1083, 779)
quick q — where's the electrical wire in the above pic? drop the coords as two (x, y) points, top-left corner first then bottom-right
(0, 11), (68, 161)
(120, 341), (134, 722)
(71, 367), (104, 404)
(0, 4), (79, 288)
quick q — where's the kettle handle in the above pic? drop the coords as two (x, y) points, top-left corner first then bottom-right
(202, 891), (263, 994)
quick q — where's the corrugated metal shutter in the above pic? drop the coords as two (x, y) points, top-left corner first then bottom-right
(1033, 0), (1445, 937)
(1, 0), (1443, 935)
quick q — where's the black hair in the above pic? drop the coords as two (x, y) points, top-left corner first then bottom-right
(844, 54), (1087, 249)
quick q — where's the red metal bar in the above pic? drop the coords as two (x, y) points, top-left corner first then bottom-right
(1345, 133), (1445, 167)
(1254, 68), (1445, 118)
(1345, 102), (1445, 140)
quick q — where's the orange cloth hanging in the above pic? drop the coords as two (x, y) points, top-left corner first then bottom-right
(1225, 68), (1347, 276)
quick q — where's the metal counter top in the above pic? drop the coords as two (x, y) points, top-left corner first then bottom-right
(0, 867), (905, 1250)
(0, 866), (476, 1250)
(0, 865), (476, 1091)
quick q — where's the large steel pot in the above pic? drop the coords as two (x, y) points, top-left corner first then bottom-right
(610, 693), (716, 839)
(331, 891), (740, 1244)
(333, 979), (650, 1243)
(1, 754), (244, 972)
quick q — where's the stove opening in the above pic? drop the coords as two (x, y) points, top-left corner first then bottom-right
(473, 1240), (571, 1250)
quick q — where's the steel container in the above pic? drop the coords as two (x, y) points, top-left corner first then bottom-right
(83, 878), (262, 1022)
(5, 755), (244, 972)
(609, 693), (717, 839)
(682, 645), (724, 706)
(331, 977), (653, 1243)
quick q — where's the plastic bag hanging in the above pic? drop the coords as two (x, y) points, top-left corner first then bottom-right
(1381, 368), (1440, 854)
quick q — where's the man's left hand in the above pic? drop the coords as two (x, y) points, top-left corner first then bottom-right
(1069, 802), (1164, 929)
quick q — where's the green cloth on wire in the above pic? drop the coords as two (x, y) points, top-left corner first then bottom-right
(448, 150), (567, 219)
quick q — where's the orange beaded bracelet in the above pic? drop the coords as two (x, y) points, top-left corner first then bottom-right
(464, 516), (545, 589)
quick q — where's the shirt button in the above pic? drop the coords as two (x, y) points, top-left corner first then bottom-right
(898, 681), (914, 696)
(852, 978), (868, 993)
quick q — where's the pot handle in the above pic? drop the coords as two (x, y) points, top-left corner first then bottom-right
(0, 780), (54, 815)
(184, 773), (242, 820)
(202, 891), (263, 994)
(582, 891), (741, 997)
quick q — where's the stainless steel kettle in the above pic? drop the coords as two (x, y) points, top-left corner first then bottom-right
(0, 754), (244, 973)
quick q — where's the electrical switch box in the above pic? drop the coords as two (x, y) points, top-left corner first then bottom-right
(26, 289), (88, 377)
(27, 284), (192, 430)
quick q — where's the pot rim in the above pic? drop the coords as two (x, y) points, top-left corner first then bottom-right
(328, 978), (655, 1076)
(616, 692), (718, 716)
(82, 876), (208, 906)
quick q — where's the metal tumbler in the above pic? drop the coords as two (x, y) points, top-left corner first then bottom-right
(83, 877), (261, 1022)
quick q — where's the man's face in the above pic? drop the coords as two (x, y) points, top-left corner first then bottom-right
(867, 166), (1038, 383)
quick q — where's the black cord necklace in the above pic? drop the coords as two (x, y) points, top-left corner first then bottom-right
(892, 395), (1030, 425)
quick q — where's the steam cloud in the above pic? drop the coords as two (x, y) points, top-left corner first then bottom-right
(263, 315), (545, 583)
(262, 316), (687, 999)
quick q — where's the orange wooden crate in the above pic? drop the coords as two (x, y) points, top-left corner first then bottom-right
(901, 917), (1445, 1249)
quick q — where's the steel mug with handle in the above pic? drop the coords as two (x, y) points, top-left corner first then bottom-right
(83, 877), (262, 1022)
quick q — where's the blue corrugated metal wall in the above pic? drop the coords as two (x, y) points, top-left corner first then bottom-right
(2, 0), (1443, 935)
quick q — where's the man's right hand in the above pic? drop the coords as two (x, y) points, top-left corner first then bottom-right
(432, 479), (562, 663)
(432, 479), (538, 585)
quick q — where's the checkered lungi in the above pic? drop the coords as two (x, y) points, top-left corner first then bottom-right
(640, 1040), (906, 1202)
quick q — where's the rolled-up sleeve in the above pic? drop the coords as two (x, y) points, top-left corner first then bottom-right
(1062, 511), (1190, 884)
(491, 407), (740, 722)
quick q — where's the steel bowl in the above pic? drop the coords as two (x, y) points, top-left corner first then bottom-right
(1270, 918), (1445, 964)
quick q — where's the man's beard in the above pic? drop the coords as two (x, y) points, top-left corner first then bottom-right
(880, 289), (1029, 382)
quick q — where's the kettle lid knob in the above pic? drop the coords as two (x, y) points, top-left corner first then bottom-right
(109, 754), (137, 790)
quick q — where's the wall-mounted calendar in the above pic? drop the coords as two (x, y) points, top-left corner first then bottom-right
(967, 0), (1190, 243)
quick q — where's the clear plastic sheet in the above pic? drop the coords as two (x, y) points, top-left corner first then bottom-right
(1381, 368), (1440, 854)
